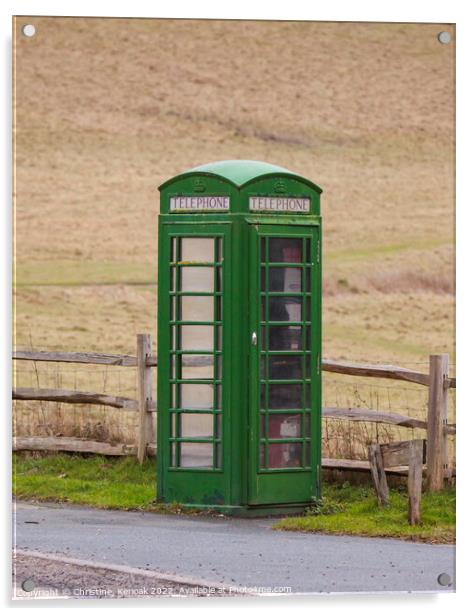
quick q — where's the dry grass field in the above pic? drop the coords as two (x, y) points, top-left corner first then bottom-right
(13, 18), (455, 450)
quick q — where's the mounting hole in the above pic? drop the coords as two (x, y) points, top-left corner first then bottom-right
(22, 24), (36, 38)
(437, 572), (451, 586)
(21, 578), (35, 592)
(437, 31), (451, 44)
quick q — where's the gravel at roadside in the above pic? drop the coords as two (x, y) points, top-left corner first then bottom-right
(13, 553), (239, 600)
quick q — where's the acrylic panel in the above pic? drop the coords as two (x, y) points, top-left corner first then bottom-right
(13, 16), (455, 598)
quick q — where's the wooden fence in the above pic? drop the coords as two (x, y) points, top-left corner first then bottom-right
(12, 334), (456, 491)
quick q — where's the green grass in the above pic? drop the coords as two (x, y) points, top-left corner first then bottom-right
(14, 454), (455, 543)
(15, 261), (157, 286)
(13, 453), (167, 511)
(326, 237), (451, 265)
(274, 482), (455, 544)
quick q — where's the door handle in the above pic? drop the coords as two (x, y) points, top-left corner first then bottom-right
(251, 332), (257, 346)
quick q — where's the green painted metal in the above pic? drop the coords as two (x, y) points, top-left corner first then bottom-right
(157, 160), (322, 515)
(159, 159), (323, 192)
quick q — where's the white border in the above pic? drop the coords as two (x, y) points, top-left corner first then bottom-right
(2, 2), (473, 613)
(0, 1), (461, 21)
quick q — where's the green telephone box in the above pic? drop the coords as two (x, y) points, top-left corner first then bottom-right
(157, 160), (322, 515)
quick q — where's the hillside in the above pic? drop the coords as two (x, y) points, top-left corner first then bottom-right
(13, 17), (455, 364)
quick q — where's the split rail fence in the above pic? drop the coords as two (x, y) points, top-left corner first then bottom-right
(12, 334), (456, 491)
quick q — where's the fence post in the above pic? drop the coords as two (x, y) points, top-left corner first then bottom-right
(426, 354), (449, 491)
(137, 334), (153, 464)
(368, 443), (389, 507)
(407, 440), (423, 525)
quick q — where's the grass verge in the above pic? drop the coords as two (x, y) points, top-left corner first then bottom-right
(13, 453), (455, 543)
(274, 482), (455, 544)
(13, 453), (184, 514)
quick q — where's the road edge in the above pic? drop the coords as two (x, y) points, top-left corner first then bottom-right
(13, 548), (257, 596)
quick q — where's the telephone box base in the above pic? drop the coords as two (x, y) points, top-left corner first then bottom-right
(177, 501), (315, 518)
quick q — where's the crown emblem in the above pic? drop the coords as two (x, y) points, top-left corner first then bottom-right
(192, 178), (206, 193)
(274, 179), (287, 194)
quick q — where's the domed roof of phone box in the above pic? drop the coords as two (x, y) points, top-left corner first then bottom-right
(159, 160), (322, 193)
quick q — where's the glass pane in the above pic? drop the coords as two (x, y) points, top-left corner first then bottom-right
(269, 267), (302, 292)
(269, 297), (302, 322)
(180, 238), (215, 262)
(305, 414), (311, 436)
(180, 325), (214, 350)
(260, 267), (266, 291)
(268, 355), (302, 379)
(215, 384), (222, 409)
(260, 413), (266, 436)
(180, 295), (214, 322)
(269, 238), (303, 263)
(305, 296), (311, 320)
(216, 326), (222, 350)
(181, 267), (214, 292)
(170, 267), (176, 291)
(268, 325), (302, 350)
(180, 383), (214, 409)
(260, 296), (266, 321)
(268, 383), (303, 409)
(259, 357), (266, 379)
(260, 384), (267, 409)
(260, 237), (266, 261)
(306, 327), (311, 351)
(180, 443), (213, 468)
(216, 238), (223, 262)
(268, 413), (302, 438)
(181, 355), (214, 379)
(171, 237), (177, 263)
(215, 443), (222, 468)
(180, 413), (214, 438)
(170, 385), (176, 408)
(305, 268), (311, 292)
(260, 326), (267, 350)
(260, 444), (266, 468)
(305, 383), (311, 408)
(305, 354), (311, 378)
(170, 442), (176, 466)
(268, 443), (302, 468)
(305, 238), (311, 263)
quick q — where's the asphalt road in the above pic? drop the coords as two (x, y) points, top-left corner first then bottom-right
(13, 501), (455, 595)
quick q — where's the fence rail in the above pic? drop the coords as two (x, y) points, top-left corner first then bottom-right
(13, 387), (140, 410)
(12, 334), (456, 490)
(10, 390), (456, 435)
(13, 350), (456, 388)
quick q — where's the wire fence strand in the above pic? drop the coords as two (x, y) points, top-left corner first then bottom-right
(12, 358), (455, 464)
